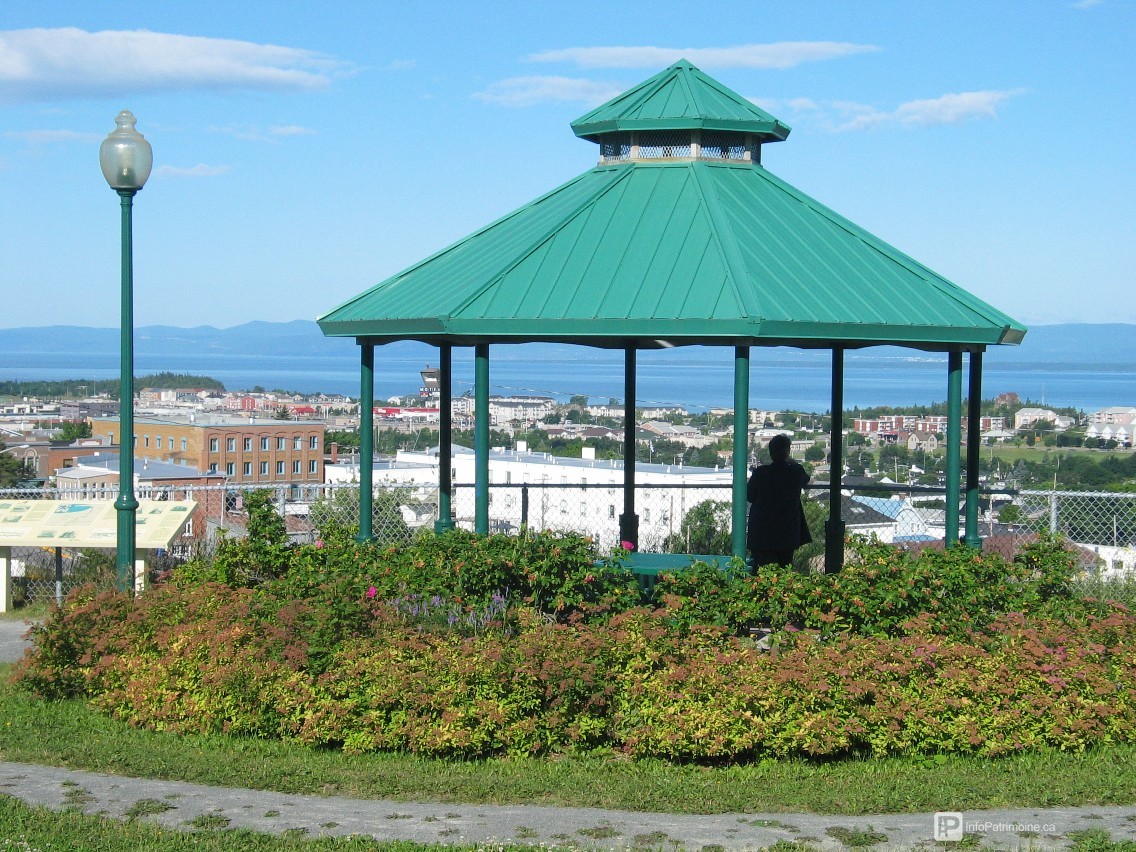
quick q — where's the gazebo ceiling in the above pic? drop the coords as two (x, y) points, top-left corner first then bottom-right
(319, 61), (1025, 353)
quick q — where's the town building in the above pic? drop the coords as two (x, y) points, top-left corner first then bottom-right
(853, 414), (1005, 436)
(90, 414), (325, 485)
(1090, 406), (1136, 427)
(450, 395), (556, 426)
(324, 442), (732, 551)
(1013, 407), (1060, 430)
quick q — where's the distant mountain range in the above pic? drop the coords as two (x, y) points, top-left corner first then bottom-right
(0, 321), (1131, 367)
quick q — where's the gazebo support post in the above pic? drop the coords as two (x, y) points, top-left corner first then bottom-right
(824, 347), (847, 573)
(944, 350), (964, 546)
(619, 345), (638, 549)
(357, 342), (375, 542)
(964, 350), (984, 548)
(434, 344), (455, 533)
(475, 344), (490, 535)
(731, 345), (750, 560)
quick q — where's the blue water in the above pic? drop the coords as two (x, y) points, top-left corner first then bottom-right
(0, 345), (1132, 413)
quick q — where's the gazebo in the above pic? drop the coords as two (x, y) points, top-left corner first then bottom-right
(318, 60), (1025, 572)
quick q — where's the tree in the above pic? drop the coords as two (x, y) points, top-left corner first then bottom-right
(0, 443), (32, 487)
(274, 406), (291, 420)
(846, 450), (873, 476)
(53, 421), (92, 442)
(569, 394), (589, 408)
(791, 499), (827, 573)
(998, 503), (1022, 524)
(664, 499), (732, 554)
(804, 442), (826, 462)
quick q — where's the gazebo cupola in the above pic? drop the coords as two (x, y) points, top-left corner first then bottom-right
(570, 59), (791, 166)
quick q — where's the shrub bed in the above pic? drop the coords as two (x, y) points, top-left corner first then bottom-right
(12, 499), (1135, 763)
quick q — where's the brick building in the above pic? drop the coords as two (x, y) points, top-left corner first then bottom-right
(90, 414), (324, 485)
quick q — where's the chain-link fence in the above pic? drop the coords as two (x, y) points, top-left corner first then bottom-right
(4, 482), (1135, 606)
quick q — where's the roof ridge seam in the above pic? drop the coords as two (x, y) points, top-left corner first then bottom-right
(688, 162), (762, 320)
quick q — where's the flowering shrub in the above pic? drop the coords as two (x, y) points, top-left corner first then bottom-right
(13, 519), (1136, 762)
(652, 534), (1096, 639)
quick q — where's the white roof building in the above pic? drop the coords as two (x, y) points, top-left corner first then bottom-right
(325, 443), (731, 551)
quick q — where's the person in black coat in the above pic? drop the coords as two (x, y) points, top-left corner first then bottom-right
(747, 434), (812, 569)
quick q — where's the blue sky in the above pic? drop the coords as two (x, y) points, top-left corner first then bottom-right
(1, 1), (1132, 330)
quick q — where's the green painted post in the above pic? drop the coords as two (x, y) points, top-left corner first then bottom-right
(434, 344), (455, 533)
(114, 190), (138, 593)
(618, 346), (638, 549)
(732, 345), (750, 559)
(475, 344), (489, 535)
(825, 347), (847, 573)
(945, 350), (963, 547)
(964, 350), (984, 548)
(357, 342), (374, 542)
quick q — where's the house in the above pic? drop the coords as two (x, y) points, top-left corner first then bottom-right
(1014, 407), (1059, 430)
(849, 495), (942, 544)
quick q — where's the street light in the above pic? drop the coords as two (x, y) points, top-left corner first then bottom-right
(100, 110), (152, 593)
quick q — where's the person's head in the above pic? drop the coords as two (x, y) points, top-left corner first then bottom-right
(768, 434), (791, 462)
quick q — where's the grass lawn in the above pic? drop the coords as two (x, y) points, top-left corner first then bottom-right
(2, 663), (1134, 819)
(0, 796), (490, 851)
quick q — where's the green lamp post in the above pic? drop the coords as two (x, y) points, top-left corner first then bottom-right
(100, 110), (152, 593)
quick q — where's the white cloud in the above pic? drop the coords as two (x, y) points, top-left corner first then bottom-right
(153, 163), (232, 178)
(472, 76), (624, 107)
(1072, 0), (1102, 8)
(207, 124), (314, 142)
(775, 89), (1028, 132)
(3, 128), (101, 144)
(892, 90), (1025, 125)
(751, 96), (819, 113)
(527, 43), (879, 70)
(0, 27), (348, 104)
(268, 125), (316, 137)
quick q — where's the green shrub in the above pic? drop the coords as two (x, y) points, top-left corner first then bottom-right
(15, 530), (1136, 763)
(197, 490), (293, 587)
(649, 534), (1101, 639)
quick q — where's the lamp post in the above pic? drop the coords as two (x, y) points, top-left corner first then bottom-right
(100, 110), (152, 593)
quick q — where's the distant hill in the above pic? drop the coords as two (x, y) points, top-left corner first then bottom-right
(0, 321), (1130, 366)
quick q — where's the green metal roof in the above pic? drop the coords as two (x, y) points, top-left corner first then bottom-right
(571, 59), (790, 143)
(319, 159), (1024, 350)
(319, 63), (1025, 352)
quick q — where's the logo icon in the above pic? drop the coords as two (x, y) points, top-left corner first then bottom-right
(934, 812), (964, 841)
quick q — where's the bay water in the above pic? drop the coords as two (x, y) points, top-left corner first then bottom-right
(1, 342), (1132, 413)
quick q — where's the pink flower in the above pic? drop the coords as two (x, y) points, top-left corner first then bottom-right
(621, 540), (635, 551)
(366, 586), (377, 599)
(314, 540), (324, 549)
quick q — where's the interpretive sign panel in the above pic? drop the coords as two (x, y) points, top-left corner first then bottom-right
(0, 500), (196, 549)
